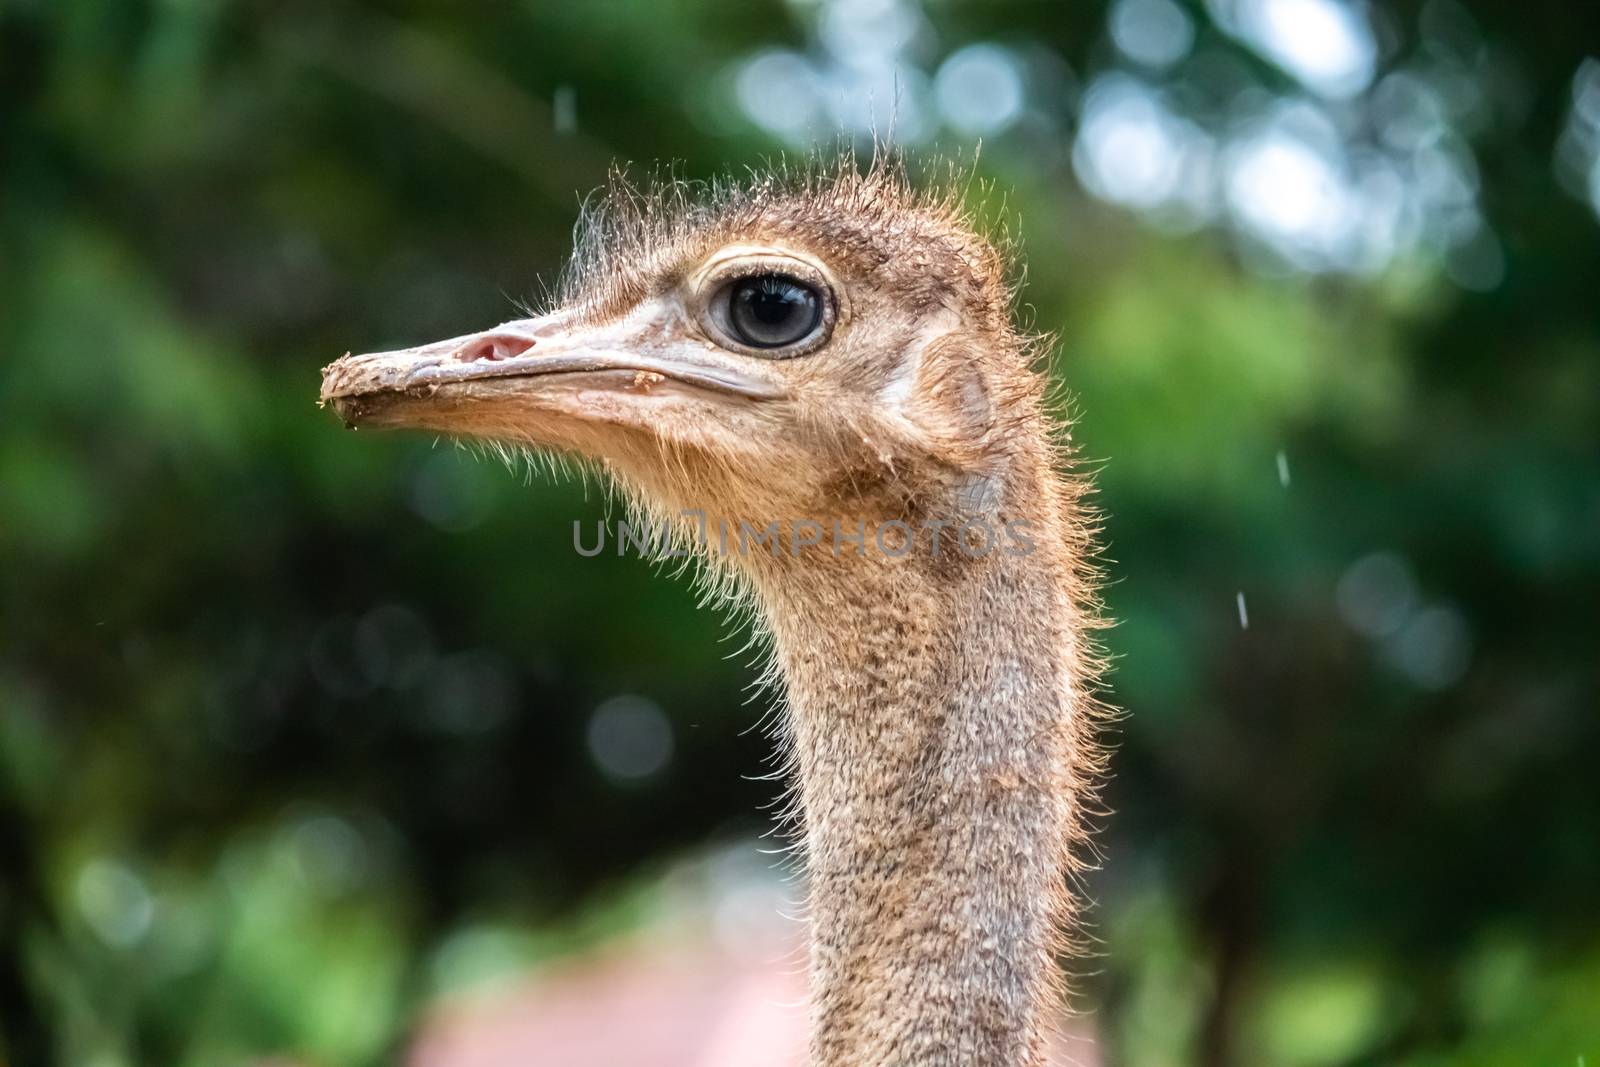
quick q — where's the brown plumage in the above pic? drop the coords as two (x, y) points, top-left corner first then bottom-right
(321, 155), (1109, 1066)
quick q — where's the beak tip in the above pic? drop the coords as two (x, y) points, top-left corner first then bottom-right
(319, 352), (379, 403)
(318, 355), (372, 420)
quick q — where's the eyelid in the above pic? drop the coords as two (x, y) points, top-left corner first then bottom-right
(698, 255), (830, 295)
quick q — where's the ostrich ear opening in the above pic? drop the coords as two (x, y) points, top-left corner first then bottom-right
(906, 337), (995, 446)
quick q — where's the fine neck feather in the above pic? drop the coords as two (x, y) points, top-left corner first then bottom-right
(752, 464), (1092, 1066)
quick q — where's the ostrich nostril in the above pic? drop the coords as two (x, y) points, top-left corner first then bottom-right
(458, 334), (536, 362)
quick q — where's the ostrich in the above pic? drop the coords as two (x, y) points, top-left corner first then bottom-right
(320, 160), (1107, 1066)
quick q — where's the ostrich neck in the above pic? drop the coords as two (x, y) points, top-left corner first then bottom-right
(755, 497), (1083, 1066)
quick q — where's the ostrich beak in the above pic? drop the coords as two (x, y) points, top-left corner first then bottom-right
(319, 310), (785, 432)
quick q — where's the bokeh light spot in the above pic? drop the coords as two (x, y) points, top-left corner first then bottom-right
(420, 651), (516, 735)
(587, 694), (674, 783)
(935, 44), (1026, 135)
(1211, 0), (1377, 99)
(1389, 605), (1473, 690)
(1110, 0), (1197, 69)
(1336, 552), (1418, 638)
(76, 859), (155, 948)
(735, 50), (823, 142)
(1073, 75), (1212, 218)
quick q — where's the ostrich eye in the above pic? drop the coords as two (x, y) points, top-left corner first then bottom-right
(723, 274), (823, 352)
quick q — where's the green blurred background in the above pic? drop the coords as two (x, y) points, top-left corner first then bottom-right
(2, 0), (1598, 1064)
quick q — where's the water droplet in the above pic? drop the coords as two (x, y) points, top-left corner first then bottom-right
(553, 85), (578, 134)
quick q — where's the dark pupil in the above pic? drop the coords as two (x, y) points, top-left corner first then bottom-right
(730, 275), (820, 348)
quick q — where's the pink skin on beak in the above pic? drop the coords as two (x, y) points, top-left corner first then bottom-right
(319, 309), (786, 429)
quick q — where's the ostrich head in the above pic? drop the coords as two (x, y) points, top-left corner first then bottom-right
(321, 164), (1045, 548)
(321, 160), (1102, 1067)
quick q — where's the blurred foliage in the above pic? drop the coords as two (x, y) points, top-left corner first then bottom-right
(1, 1), (1597, 1066)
